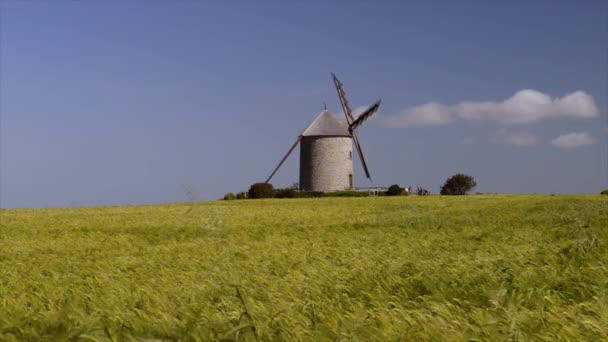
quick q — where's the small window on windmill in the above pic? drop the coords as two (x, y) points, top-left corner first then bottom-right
(349, 174), (353, 188)
(349, 151), (352, 160)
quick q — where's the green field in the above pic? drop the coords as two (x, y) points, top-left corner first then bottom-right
(1, 196), (607, 341)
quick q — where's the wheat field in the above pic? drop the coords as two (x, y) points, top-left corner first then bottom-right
(1, 195), (606, 341)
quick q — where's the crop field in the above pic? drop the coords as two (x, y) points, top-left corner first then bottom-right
(0, 196), (607, 341)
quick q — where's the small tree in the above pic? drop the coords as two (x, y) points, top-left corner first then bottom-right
(416, 187), (430, 196)
(236, 191), (247, 200)
(440, 174), (477, 195)
(386, 184), (402, 196)
(248, 183), (274, 199)
(223, 192), (235, 200)
(601, 190), (608, 195)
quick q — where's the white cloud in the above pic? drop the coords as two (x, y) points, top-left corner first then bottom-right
(456, 90), (599, 124)
(492, 128), (541, 147)
(381, 89), (599, 127)
(551, 132), (595, 149)
(380, 102), (454, 128)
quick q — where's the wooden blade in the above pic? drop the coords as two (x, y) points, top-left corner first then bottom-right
(265, 136), (301, 184)
(331, 72), (355, 124)
(352, 132), (372, 182)
(349, 100), (381, 132)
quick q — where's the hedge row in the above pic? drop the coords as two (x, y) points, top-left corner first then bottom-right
(224, 188), (373, 200)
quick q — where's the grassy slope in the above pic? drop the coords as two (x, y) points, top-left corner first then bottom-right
(0, 196), (607, 341)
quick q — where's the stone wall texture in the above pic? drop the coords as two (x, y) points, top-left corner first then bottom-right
(300, 136), (353, 192)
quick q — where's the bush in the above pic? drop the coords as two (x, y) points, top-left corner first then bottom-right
(601, 190), (608, 195)
(223, 192), (235, 200)
(248, 183), (274, 199)
(290, 191), (368, 198)
(236, 192), (247, 200)
(386, 184), (402, 196)
(326, 191), (369, 197)
(274, 188), (297, 198)
(297, 191), (325, 198)
(440, 174), (477, 195)
(416, 187), (431, 196)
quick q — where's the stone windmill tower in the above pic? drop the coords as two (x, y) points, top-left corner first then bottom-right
(265, 73), (381, 192)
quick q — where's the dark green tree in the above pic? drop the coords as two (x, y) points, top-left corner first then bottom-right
(386, 184), (402, 196)
(440, 174), (477, 195)
(248, 183), (274, 199)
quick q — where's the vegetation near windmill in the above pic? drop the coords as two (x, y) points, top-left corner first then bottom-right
(223, 192), (236, 200)
(273, 189), (370, 198)
(440, 173), (477, 195)
(273, 188), (298, 198)
(235, 191), (248, 200)
(1, 195), (606, 340)
(320, 190), (369, 197)
(386, 184), (403, 196)
(248, 182), (274, 199)
(601, 189), (608, 195)
(416, 186), (431, 196)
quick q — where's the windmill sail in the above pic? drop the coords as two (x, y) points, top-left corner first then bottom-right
(331, 73), (355, 124)
(352, 132), (372, 182)
(331, 73), (381, 184)
(349, 100), (381, 132)
(265, 136), (302, 184)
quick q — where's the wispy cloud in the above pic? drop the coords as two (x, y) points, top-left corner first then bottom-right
(461, 137), (475, 145)
(380, 102), (454, 128)
(380, 89), (599, 128)
(551, 132), (595, 149)
(492, 128), (541, 147)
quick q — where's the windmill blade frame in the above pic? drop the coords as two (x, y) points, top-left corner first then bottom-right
(265, 136), (302, 184)
(331, 72), (355, 124)
(352, 132), (372, 182)
(349, 100), (381, 132)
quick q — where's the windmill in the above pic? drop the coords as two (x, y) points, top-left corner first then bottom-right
(265, 73), (381, 192)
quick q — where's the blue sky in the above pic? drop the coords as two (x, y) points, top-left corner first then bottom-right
(1, 1), (607, 208)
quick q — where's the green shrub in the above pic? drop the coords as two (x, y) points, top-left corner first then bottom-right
(297, 191), (325, 198)
(326, 191), (369, 197)
(440, 174), (477, 195)
(248, 183), (274, 199)
(269, 190), (370, 199)
(274, 188), (298, 198)
(416, 187), (431, 196)
(386, 184), (402, 196)
(223, 192), (236, 200)
(236, 192), (247, 200)
(601, 190), (608, 195)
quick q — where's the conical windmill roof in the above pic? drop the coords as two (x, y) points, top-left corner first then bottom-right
(301, 110), (351, 137)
